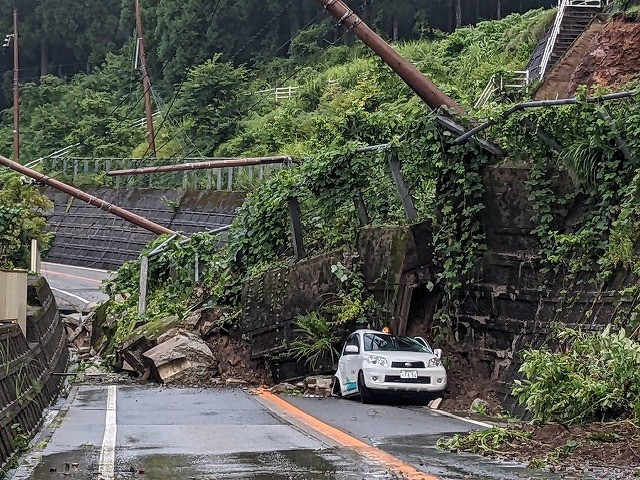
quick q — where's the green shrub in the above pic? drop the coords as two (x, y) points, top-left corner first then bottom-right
(513, 326), (640, 424)
(288, 313), (340, 371)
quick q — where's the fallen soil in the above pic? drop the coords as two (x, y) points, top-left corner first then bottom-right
(444, 421), (640, 479)
(568, 16), (640, 95)
(440, 349), (503, 415)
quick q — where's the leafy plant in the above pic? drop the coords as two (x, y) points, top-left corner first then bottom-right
(513, 326), (640, 424)
(288, 313), (340, 371)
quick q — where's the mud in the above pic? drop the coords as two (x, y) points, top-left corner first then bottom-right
(568, 17), (640, 95)
(443, 421), (640, 480)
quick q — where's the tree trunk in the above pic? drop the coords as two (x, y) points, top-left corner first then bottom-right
(455, 0), (462, 28)
(392, 16), (399, 41)
(497, 0), (502, 19)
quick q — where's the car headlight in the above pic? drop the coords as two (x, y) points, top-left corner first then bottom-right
(368, 355), (389, 368)
(428, 357), (442, 368)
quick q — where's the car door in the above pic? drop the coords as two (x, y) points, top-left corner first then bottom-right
(338, 334), (360, 395)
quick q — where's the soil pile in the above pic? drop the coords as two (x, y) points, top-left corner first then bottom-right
(568, 17), (640, 95)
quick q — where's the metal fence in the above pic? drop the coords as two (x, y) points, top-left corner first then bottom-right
(42, 156), (286, 191)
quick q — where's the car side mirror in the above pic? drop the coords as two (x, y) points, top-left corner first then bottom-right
(345, 344), (359, 355)
(434, 348), (443, 359)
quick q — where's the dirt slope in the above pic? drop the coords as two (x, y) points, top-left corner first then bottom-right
(535, 16), (640, 100)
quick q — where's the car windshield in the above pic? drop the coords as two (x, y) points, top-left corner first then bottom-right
(363, 333), (431, 353)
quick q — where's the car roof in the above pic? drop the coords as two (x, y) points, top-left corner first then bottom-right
(352, 329), (385, 335)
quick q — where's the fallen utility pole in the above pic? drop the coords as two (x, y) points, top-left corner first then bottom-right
(106, 156), (294, 176)
(134, 0), (157, 157)
(315, 0), (464, 115)
(12, 9), (19, 163)
(0, 154), (175, 235)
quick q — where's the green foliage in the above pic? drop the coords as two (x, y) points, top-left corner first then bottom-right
(513, 326), (640, 424)
(288, 312), (340, 371)
(437, 427), (531, 455)
(0, 178), (52, 269)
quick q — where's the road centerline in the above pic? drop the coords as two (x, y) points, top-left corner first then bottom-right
(98, 385), (117, 480)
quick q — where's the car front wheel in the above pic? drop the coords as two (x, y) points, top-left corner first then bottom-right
(331, 376), (342, 397)
(358, 371), (374, 404)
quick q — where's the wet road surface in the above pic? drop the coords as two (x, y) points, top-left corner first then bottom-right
(41, 262), (111, 311)
(17, 386), (406, 479)
(13, 385), (563, 480)
(285, 396), (557, 480)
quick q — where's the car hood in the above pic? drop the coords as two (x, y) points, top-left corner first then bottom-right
(365, 351), (438, 363)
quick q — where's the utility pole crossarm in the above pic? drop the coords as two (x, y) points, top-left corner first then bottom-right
(315, 0), (464, 115)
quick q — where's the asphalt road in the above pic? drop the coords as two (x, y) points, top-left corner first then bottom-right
(11, 386), (564, 480)
(41, 262), (111, 312)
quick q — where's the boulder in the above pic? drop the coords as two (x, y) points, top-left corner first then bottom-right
(470, 398), (489, 413)
(142, 330), (216, 384)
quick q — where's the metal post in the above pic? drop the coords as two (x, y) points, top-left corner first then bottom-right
(12, 9), (19, 163)
(84, 159), (89, 175)
(354, 196), (370, 226)
(138, 255), (149, 316)
(217, 169), (222, 190)
(388, 154), (418, 222)
(288, 197), (306, 261)
(134, 0), (157, 157)
(73, 159), (78, 182)
(194, 252), (199, 282)
(206, 170), (212, 190)
(227, 167), (233, 191)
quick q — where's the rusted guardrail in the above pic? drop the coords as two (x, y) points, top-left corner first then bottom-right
(0, 277), (68, 469)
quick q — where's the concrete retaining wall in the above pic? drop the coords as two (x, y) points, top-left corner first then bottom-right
(43, 188), (246, 271)
(0, 277), (68, 468)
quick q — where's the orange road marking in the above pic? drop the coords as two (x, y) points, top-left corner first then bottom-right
(41, 269), (103, 285)
(256, 389), (439, 480)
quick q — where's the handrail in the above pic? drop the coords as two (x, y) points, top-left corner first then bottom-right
(539, 0), (607, 79)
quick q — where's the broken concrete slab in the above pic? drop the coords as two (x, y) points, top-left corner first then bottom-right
(142, 330), (216, 384)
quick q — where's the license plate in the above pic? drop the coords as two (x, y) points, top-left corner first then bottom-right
(400, 370), (418, 379)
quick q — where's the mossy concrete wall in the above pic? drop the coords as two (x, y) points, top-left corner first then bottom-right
(240, 220), (435, 381)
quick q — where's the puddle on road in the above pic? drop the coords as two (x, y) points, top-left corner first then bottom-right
(28, 448), (399, 479)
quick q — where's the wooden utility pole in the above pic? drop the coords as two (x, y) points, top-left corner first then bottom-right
(12, 9), (19, 163)
(315, 0), (464, 115)
(0, 154), (175, 235)
(134, 0), (157, 157)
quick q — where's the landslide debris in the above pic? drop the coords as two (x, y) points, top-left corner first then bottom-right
(568, 17), (640, 95)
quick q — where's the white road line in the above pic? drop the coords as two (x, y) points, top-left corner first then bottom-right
(50, 287), (91, 305)
(98, 385), (117, 480)
(43, 262), (111, 274)
(431, 408), (495, 429)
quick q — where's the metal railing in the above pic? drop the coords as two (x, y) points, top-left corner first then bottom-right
(475, 71), (530, 108)
(42, 156), (285, 191)
(539, 0), (609, 79)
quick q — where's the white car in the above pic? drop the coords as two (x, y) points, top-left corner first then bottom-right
(333, 329), (447, 404)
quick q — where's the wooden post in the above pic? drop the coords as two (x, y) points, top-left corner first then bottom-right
(138, 255), (149, 316)
(30, 239), (40, 274)
(354, 195), (370, 226)
(388, 154), (418, 222)
(0, 269), (27, 336)
(288, 197), (306, 261)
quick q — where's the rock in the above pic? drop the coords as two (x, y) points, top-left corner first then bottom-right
(429, 397), (443, 409)
(470, 398), (489, 413)
(225, 378), (248, 388)
(142, 330), (216, 384)
(295, 382), (306, 390)
(270, 382), (297, 394)
(303, 376), (333, 397)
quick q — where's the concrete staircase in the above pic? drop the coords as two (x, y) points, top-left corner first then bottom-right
(533, 1), (609, 81)
(548, 6), (601, 70)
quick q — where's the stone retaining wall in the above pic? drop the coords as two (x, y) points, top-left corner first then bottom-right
(0, 277), (68, 469)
